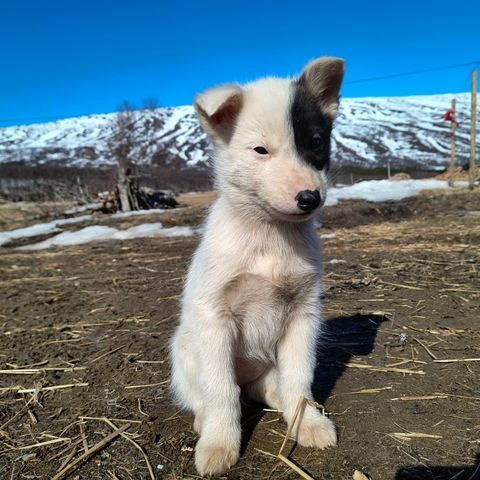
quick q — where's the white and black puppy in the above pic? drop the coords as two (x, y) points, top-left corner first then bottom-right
(170, 57), (344, 476)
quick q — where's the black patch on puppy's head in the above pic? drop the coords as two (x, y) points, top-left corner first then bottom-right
(290, 77), (333, 171)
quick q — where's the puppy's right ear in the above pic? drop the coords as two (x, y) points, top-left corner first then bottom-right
(194, 84), (243, 143)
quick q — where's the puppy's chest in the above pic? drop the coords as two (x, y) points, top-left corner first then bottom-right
(224, 254), (318, 359)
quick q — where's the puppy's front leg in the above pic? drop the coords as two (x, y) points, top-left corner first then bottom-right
(277, 302), (337, 449)
(194, 309), (241, 476)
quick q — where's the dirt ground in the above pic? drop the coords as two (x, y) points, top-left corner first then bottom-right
(0, 188), (479, 480)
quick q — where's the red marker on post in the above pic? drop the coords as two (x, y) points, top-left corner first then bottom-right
(443, 109), (458, 125)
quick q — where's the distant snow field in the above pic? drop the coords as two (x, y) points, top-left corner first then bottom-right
(0, 179), (460, 250)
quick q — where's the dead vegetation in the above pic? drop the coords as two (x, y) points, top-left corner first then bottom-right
(0, 188), (479, 479)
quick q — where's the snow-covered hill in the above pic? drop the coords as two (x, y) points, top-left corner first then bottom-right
(334, 93), (473, 169)
(0, 93), (474, 170)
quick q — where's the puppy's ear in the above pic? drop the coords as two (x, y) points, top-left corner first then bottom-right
(300, 57), (345, 119)
(194, 84), (243, 143)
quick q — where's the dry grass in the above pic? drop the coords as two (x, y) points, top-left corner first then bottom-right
(0, 201), (78, 230)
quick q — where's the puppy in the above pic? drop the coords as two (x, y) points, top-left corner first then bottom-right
(170, 56), (344, 476)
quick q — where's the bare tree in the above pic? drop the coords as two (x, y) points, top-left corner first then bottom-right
(106, 97), (170, 212)
(142, 97), (159, 111)
(107, 101), (139, 211)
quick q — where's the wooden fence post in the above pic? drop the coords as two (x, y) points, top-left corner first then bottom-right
(469, 69), (477, 190)
(449, 98), (457, 187)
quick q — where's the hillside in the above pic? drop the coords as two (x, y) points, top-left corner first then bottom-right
(0, 92), (474, 171)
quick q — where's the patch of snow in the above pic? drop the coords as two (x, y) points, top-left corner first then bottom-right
(55, 215), (93, 225)
(160, 226), (196, 237)
(325, 179), (467, 206)
(64, 203), (102, 214)
(18, 223), (196, 250)
(188, 148), (209, 165)
(0, 223), (60, 246)
(21, 225), (118, 249)
(0, 214), (92, 246)
(111, 208), (166, 218)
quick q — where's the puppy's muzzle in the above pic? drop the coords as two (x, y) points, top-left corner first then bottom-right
(295, 189), (321, 212)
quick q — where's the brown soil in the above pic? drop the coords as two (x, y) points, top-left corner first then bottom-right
(0, 188), (479, 480)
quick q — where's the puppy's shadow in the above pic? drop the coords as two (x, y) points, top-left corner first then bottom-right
(313, 313), (387, 404)
(395, 454), (480, 480)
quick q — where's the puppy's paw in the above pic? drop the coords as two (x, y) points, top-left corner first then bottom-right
(195, 440), (240, 476)
(294, 414), (337, 449)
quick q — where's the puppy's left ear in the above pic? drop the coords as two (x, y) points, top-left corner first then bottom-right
(300, 57), (345, 119)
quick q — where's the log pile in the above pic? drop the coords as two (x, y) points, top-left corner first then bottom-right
(98, 185), (178, 214)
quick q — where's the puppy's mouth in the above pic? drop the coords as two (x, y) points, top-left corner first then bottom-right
(269, 205), (318, 222)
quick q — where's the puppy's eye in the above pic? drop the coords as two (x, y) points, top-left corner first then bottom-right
(312, 134), (323, 150)
(253, 146), (269, 155)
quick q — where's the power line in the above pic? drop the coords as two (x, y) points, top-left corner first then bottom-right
(1, 60), (479, 126)
(345, 60), (480, 85)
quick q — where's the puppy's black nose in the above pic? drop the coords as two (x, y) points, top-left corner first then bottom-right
(295, 189), (321, 212)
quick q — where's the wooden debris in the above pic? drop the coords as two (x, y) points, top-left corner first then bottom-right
(16, 383), (88, 394)
(377, 280), (423, 290)
(136, 360), (165, 364)
(346, 362), (425, 375)
(47, 438), (84, 462)
(52, 423), (131, 480)
(79, 416), (143, 424)
(79, 422), (88, 453)
(413, 338), (438, 360)
(434, 392), (480, 401)
(277, 453), (315, 480)
(391, 395), (448, 401)
(255, 396), (329, 480)
(278, 395), (306, 457)
(0, 367), (86, 375)
(13, 437), (71, 451)
(89, 345), (127, 363)
(0, 395), (35, 430)
(27, 409), (37, 425)
(100, 417), (155, 480)
(434, 358), (480, 363)
(347, 386), (393, 395)
(254, 447), (277, 458)
(391, 392), (480, 402)
(56, 445), (77, 475)
(390, 432), (442, 441)
(353, 470), (371, 480)
(124, 382), (167, 389)
(385, 359), (427, 367)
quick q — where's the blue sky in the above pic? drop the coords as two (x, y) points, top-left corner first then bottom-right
(1, 0), (478, 126)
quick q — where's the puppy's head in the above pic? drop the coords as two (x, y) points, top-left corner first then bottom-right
(195, 57), (344, 222)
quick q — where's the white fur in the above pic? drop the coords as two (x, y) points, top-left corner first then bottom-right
(170, 57), (343, 476)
